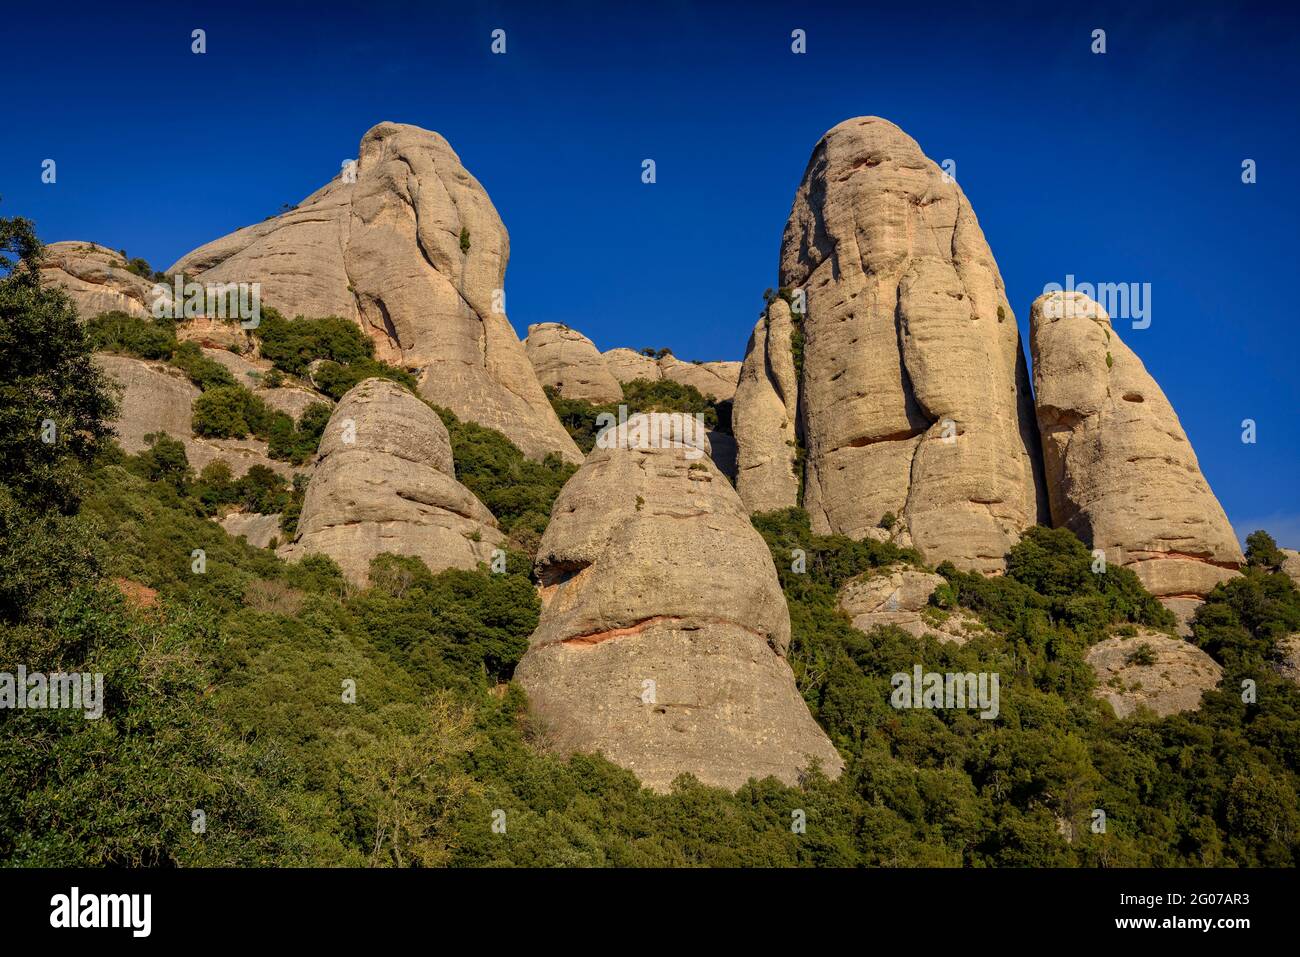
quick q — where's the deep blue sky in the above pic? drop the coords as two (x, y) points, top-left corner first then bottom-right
(3, 1), (1297, 543)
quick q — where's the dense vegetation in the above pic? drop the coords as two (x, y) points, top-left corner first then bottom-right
(546, 378), (728, 454)
(428, 404), (576, 555)
(4, 215), (1300, 867)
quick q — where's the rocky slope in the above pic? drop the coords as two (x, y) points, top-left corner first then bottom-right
(279, 378), (504, 585)
(514, 413), (843, 792)
(1086, 630), (1223, 718)
(168, 122), (580, 464)
(837, 566), (987, 644)
(735, 117), (1046, 573)
(41, 242), (156, 318)
(95, 353), (296, 479)
(1029, 291), (1242, 598)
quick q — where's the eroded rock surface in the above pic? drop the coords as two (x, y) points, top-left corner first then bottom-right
(41, 242), (157, 319)
(169, 122), (579, 463)
(514, 414), (842, 791)
(741, 117), (1046, 572)
(524, 323), (623, 402)
(280, 378), (503, 585)
(602, 348), (741, 401)
(1086, 630), (1222, 718)
(1030, 291), (1242, 597)
(837, 566), (986, 644)
(733, 300), (801, 513)
(219, 512), (283, 549)
(95, 353), (295, 479)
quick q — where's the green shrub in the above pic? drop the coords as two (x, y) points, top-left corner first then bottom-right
(170, 340), (236, 390)
(253, 308), (373, 377)
(86, 310), (176, 359)
(312, 357), (417, 400)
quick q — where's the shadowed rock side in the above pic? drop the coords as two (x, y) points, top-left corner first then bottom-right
(601, 347), (742, 401)
(745, 116), (1046, 572)
(168, 122), (580, 464)
(41, 242), (156, 319)
(1030, 291), (1243, 597)
(95, 353), (296, 479)
(1086, 631), (1223, 718)
(523, 322), (624, 402)
(514, 414), (843, 792)
(733, 298), (801, 512)
(280, 378), (503, 585)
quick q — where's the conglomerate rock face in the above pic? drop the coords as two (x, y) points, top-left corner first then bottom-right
(736, 116), (1046, 572)
(601, 347), (741, 401)
(1086, 630), (1223, 718)
(732, 298), (801, 514)
(95, 353), (295, 479)
(523, 323), (624, 403)
(513, 413), (843, 792)
(280, 378), (503, 585)
(40, 242), (156, 319)
(168, 122), (580, 464)
(1030, 291), (1242, 597)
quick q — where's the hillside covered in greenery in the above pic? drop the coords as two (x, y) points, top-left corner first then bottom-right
(3, 216), (1300, 867)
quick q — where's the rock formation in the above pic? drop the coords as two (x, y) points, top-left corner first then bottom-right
(735, 117), (1046, 573)
(280, 378), (503, 585)
(1273, 634), (1300, 688)
(96, 353), (295, 479)
(40, 242), (156, 319)
(219, 512), (283, 549)
(199, 347), (331, 420)
(837, 566), (987, 644)
(513, 413), (842, 792)
(168, 122), (580, 464)
(602, 348), (741, 401)
(523, 323), (623, 402)
(732, 299), (801, 513)
(1086, 630), (1223, 718)
(1029, 291), (1242, 597)
(1282, 549), (1300, 591)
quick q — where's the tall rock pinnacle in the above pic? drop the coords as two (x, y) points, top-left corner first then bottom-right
(1029, 291), (1242, 597)
(169, 122), (581, 464)
(734, 117), (1046, 572)
(514, 414), (843, 792)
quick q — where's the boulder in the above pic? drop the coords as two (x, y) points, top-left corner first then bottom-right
(749, 117), (1046, 572)
(39, 242), (157, 319)
(602, 347), (741, 401)
(168, 122), (580, 464)
(1273, 634), (1300, 687)
(1086, 630), (1223, 718)
(95, 353), (295, 479)
(219, 512), (283, 549)
(733, 300), (801, 513)
(523, 322), (623, 402)
(1030, 291), (1243, 597)
(1282, 549), (1300, 591)
(279, 378), (503, 585)
(514, 413), (843, 792)
(837, 565), (987, 644)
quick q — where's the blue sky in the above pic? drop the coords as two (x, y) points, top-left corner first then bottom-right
(2, 1), (1296, 544)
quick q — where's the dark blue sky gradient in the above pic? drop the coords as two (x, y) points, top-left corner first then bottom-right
(3, 1), (1297, 542)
